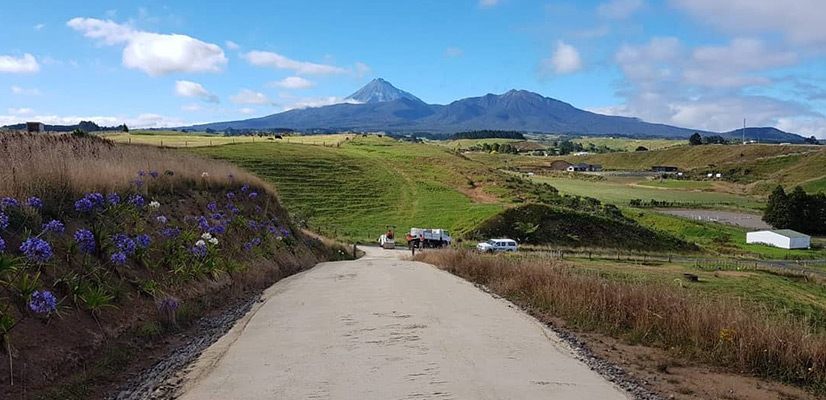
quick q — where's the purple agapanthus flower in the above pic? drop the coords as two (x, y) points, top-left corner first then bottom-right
(226, 191), (236, 200)
(111, 251), (127, 266)
(129, 194), (145, 208)
(268, 225), (278, 235)
(208, 225), (226, 235)
(227, 174), (235, 181)
(132, 179), (144, 188)
(29, 290), (57, 315)
(0, 213), (8, 230)
(155, 215), (168, 225)
(137, 170), (146, 177)
(231, 207), (240, 215)
(135, 234), (152, 249)
(0, 236), (5, 253)
(280, 227), (291, 237)
(210, 213), (223, 220)
(248, 221), (258, 230)
(161, 227), (181, 239)
(244, 242), (253, 251)
(20, 237), (53, 263)
(111, 233), (136, 255)
(74, 229), (95, 254)
(248, 192), (258, 199)
(207, 203), (218, 212)
(254, 205), (262, 212)
(1, 197), (19, 209)
(106, 192), (120, 205)
(149, 170), (159, 179)
(41, 220), (65, 235)
(190, 243), (208, 258)
(86, 193), (104, 207)
(251, 237), (261, 245)
(158, 297), (179, 312)
(74, 198), (93, 213)
(26, 197), (43, 209)
(195, 216), (209, 230)
(240, 185), (249, 192)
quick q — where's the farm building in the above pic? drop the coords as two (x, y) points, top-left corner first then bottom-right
(567, 163), (603, 172)
(549, 160), (572, 170)
(26, 121), (44, 133)
(746, 229), (810, 249)
(651, 166), (678, 173)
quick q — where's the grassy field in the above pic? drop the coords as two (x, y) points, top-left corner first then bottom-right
(530, 175), (763, 209)
(637, 179), (713, 189)
(106, 133), (355, 148)
(570, 137), (686, 151)
(627, 209), (826, 259)
(191, 136), (504, 242)
(441, 138), (525, 149)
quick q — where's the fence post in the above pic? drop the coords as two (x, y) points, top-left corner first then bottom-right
(185, 141), (188, 148)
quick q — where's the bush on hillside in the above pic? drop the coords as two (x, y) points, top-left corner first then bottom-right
(466, 203), (696, 251)
(763, 185), (826, 235)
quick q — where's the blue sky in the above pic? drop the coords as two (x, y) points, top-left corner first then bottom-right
(1, 0), (825, 137)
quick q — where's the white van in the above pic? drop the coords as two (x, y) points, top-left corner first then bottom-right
(476, 239), (518, 253)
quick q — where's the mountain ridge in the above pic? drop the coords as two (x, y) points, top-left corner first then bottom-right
(188, 79), (805, 142)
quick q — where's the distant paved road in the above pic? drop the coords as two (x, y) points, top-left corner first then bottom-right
(176, 247), (629, 400)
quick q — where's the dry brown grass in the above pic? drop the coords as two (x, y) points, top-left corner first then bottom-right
(0, 132), (273, 201)
(414, 249), (826, 391)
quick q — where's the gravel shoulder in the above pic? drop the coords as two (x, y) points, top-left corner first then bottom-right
(173, 247), (632, 399)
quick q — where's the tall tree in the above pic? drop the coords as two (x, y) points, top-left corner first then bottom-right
(689, 132), (703, 146)
(762, 185), (792, 228)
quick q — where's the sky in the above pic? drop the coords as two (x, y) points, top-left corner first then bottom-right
(1, 0), (826, 137)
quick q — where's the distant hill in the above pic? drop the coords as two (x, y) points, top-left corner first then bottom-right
(720, 127), (807, 144)
(188, 78), (798, 142)
(3, 120), (124, 133)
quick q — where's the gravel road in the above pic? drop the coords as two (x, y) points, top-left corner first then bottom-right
(175, 247), (630, 400)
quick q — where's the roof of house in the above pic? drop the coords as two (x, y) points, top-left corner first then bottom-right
(752, 229), (810, 239)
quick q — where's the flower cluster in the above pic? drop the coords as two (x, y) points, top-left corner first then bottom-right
(1, 197), (20, 209)
(0, 212), (8, 230)
(158, 297), (179, 312)
(129, 194), (146, 208)
(161, 227), (181, 239)
(42, 220), (65, 235)
(74, 229), (96, 254)
(111, 233), (137, 255)
(20, 237), (53, 263)
(107, 192), (121, 205)
(29, 290), (57, 315)
(75, 193), (105, 213)
(26, 197), (43, 209)
(155, 215), (168, 225)
(0, 236), (5, 253)
(190, 241), (208, 258)
(136, 234), (152, 249)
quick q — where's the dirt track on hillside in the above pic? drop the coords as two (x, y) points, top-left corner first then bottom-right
(174, 247), (630, 400)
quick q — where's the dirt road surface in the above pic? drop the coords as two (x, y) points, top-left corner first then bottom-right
(176, 247), (629, 400)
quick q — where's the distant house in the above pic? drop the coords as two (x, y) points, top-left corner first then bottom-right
(26, 122), (44, 133)
(651, 166), (678, 173)
(549, 160), (572, 170)
(567, 163), (603, 172)
(746, 229), (810, 249)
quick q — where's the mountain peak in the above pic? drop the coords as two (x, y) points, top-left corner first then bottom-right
(346, 78), (423, 104)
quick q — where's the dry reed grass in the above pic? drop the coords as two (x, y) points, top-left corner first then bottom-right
(0, 132), (273, 201)
(414, 249), (826, 391)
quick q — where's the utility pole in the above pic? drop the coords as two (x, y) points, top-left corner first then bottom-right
(742, 118), (746, 144)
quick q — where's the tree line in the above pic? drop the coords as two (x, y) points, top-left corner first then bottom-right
(452, 130), (526, 140)
(763, 185), (826, 235)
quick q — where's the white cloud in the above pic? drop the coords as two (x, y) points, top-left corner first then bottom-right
(67, 17), (227, 76)
(444, 47), (464, 58)
(244, 50), (356, 76)
(776, 117), (826, 139)
(225, 40), (240, 50)
(354, 62), (371, 78)
(575, 25), (611, 39)
(540, 41), (583, 75)
(269, 76), (315, 90)
(229, 89), (273, 105)
(597, 0), (644, 19)
(238, 108), (256, 115)
(181, 103), (202, 112)
(670, 0), (826, 48)
(479, 0), (506, 8)
(8, 108), (34, 115)
(34, 23), (45, 31)
(0, 113), (185, 129)
(10, 86), (40, 95)
(277, 93), (361, 111)
(0, 54), (40, 73)
(605, 36), (824, 136)
(174, 80), (219, 103)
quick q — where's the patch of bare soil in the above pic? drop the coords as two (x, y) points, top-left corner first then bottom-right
(459, 185), (500, 204)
